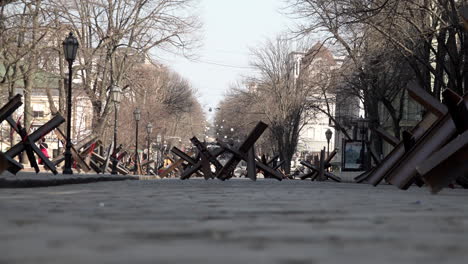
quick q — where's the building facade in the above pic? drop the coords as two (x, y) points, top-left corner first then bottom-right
(0, 73), (93, 158)
(292, 43), (341, 160)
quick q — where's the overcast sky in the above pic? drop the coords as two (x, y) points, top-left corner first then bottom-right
(160, 0), (294, 117)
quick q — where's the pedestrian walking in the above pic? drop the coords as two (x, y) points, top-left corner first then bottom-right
(38, 138), (49, 165)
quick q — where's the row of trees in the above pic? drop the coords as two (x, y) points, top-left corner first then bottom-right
(0, 0), (204, 153)
(288, 0), (467, 154)
(215, 0), (467, 173)
(115, 64), (205, 151)
(214, 38), (327, 174)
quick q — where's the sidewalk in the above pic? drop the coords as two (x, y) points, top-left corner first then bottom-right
(0, 170), (138, 188)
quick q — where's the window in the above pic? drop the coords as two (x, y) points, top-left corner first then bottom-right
(307, 128), (315, 139)
(32, 103), (45, 118)
(33, 111), (44, 118)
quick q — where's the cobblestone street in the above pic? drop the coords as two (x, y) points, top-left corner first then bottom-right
(1, 179), (468, 264)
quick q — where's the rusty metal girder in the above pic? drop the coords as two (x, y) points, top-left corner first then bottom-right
(367, 142), (381, 165)
(374, 127), (399, 147)
(442, 89), (466, 134)
(6, 115), (65, 158)
(218, 141), (283, 181)
(217, 122), (268, 180)
(417, 130), (468, 194)
(266, 154), (280, 165)
(90, 151), (129, 175)
(407, 82), (447, 117)
(158, 158), (185, 178)
(367, 112), (439, 186)
(0, 95), (24, 173)
(190, 137), (223, 179)
(5, 115), (65, 174)
(354, 168), (374, 183)
(247, 147), (256, 180)
(6, 116), (41, 173)
(272, 160), (285, 170)
(175, 147), (225, 180)
(366, 84), (449, 186)
(299, 150), (337, 180)
(53, 128), (91, 172)
(171, 147), (198, 165)
(0, 94), (22, 123)
(387, 114), (455, 189)
(386, 96), (468, 189)
(191, 137), (223, 171)
(300, 160), (341, 182)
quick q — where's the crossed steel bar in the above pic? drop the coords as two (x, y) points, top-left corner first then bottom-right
(217, 141), (284, 181)
(172, 146), (224, 180)
(0, 95), (24, 173)
(365, 83), (468, 192)
(300, 149), (337, 181)
(366, 84), (448, 186)
(5, 115), (65, 174)
(386, 92), (468, 189)
(190, 137), (224, 179)
(217, 122), (269, 180)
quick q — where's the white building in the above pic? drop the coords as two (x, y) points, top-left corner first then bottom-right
(292, 43), (341, 159)
(0, 71), (93, 158)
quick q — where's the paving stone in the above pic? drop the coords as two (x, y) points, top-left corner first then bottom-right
(0, 179), (467, 263)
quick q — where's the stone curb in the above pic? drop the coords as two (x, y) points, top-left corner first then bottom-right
(0, 176), (137, 188)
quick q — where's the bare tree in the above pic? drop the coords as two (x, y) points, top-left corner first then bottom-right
(110, 64), (205, 153)
(285, 0), (434, 156)
(0, 0), (61, 160)
(43, 0), (202, 144)
(242, 36), (318, 173)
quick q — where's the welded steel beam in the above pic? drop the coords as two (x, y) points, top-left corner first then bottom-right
(374, 127), (399, 147)
(387, 114), (456, 189)
(367, 112), (439, 186)
(417, 130), (468, 194)
(0, 94), (22, 123)
(407, 81), (447, 117)
(171, 147), (197, 165)
(217, 122), (268, 180)
(6, 115), (65, 157)
(219, 141), (283, 181)
(177, 148), (225, 180)
(386, 95), (468, 189)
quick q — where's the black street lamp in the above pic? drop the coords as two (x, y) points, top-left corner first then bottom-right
(325, 128), (333, 158)
(357, 117), (369, 170)
(133, 108), (141, 175)
(146, 123), (153, 175)
(62, 32), (79, 175)
(111, 85), (122, 175)
(156, 133), (162, 171)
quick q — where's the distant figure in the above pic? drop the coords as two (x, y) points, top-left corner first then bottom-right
(38, 139), (49, 165)
(0, 152), (9, 174)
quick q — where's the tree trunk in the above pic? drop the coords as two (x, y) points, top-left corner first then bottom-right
(366, 96), (382, 157)
(21, 72), (34, 164)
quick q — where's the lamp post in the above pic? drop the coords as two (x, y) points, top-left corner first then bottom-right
(146, 123), (153, 175)
(111, 85), (122, 175)
(133, 108), (141, 175)
(62, 32), (79, 175)
(357, 117), (368, 170)
(156, 134), (162, 171)
(325, 128), (332, 158)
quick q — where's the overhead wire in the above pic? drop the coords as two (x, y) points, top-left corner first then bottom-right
(186, 58), (257, 70)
